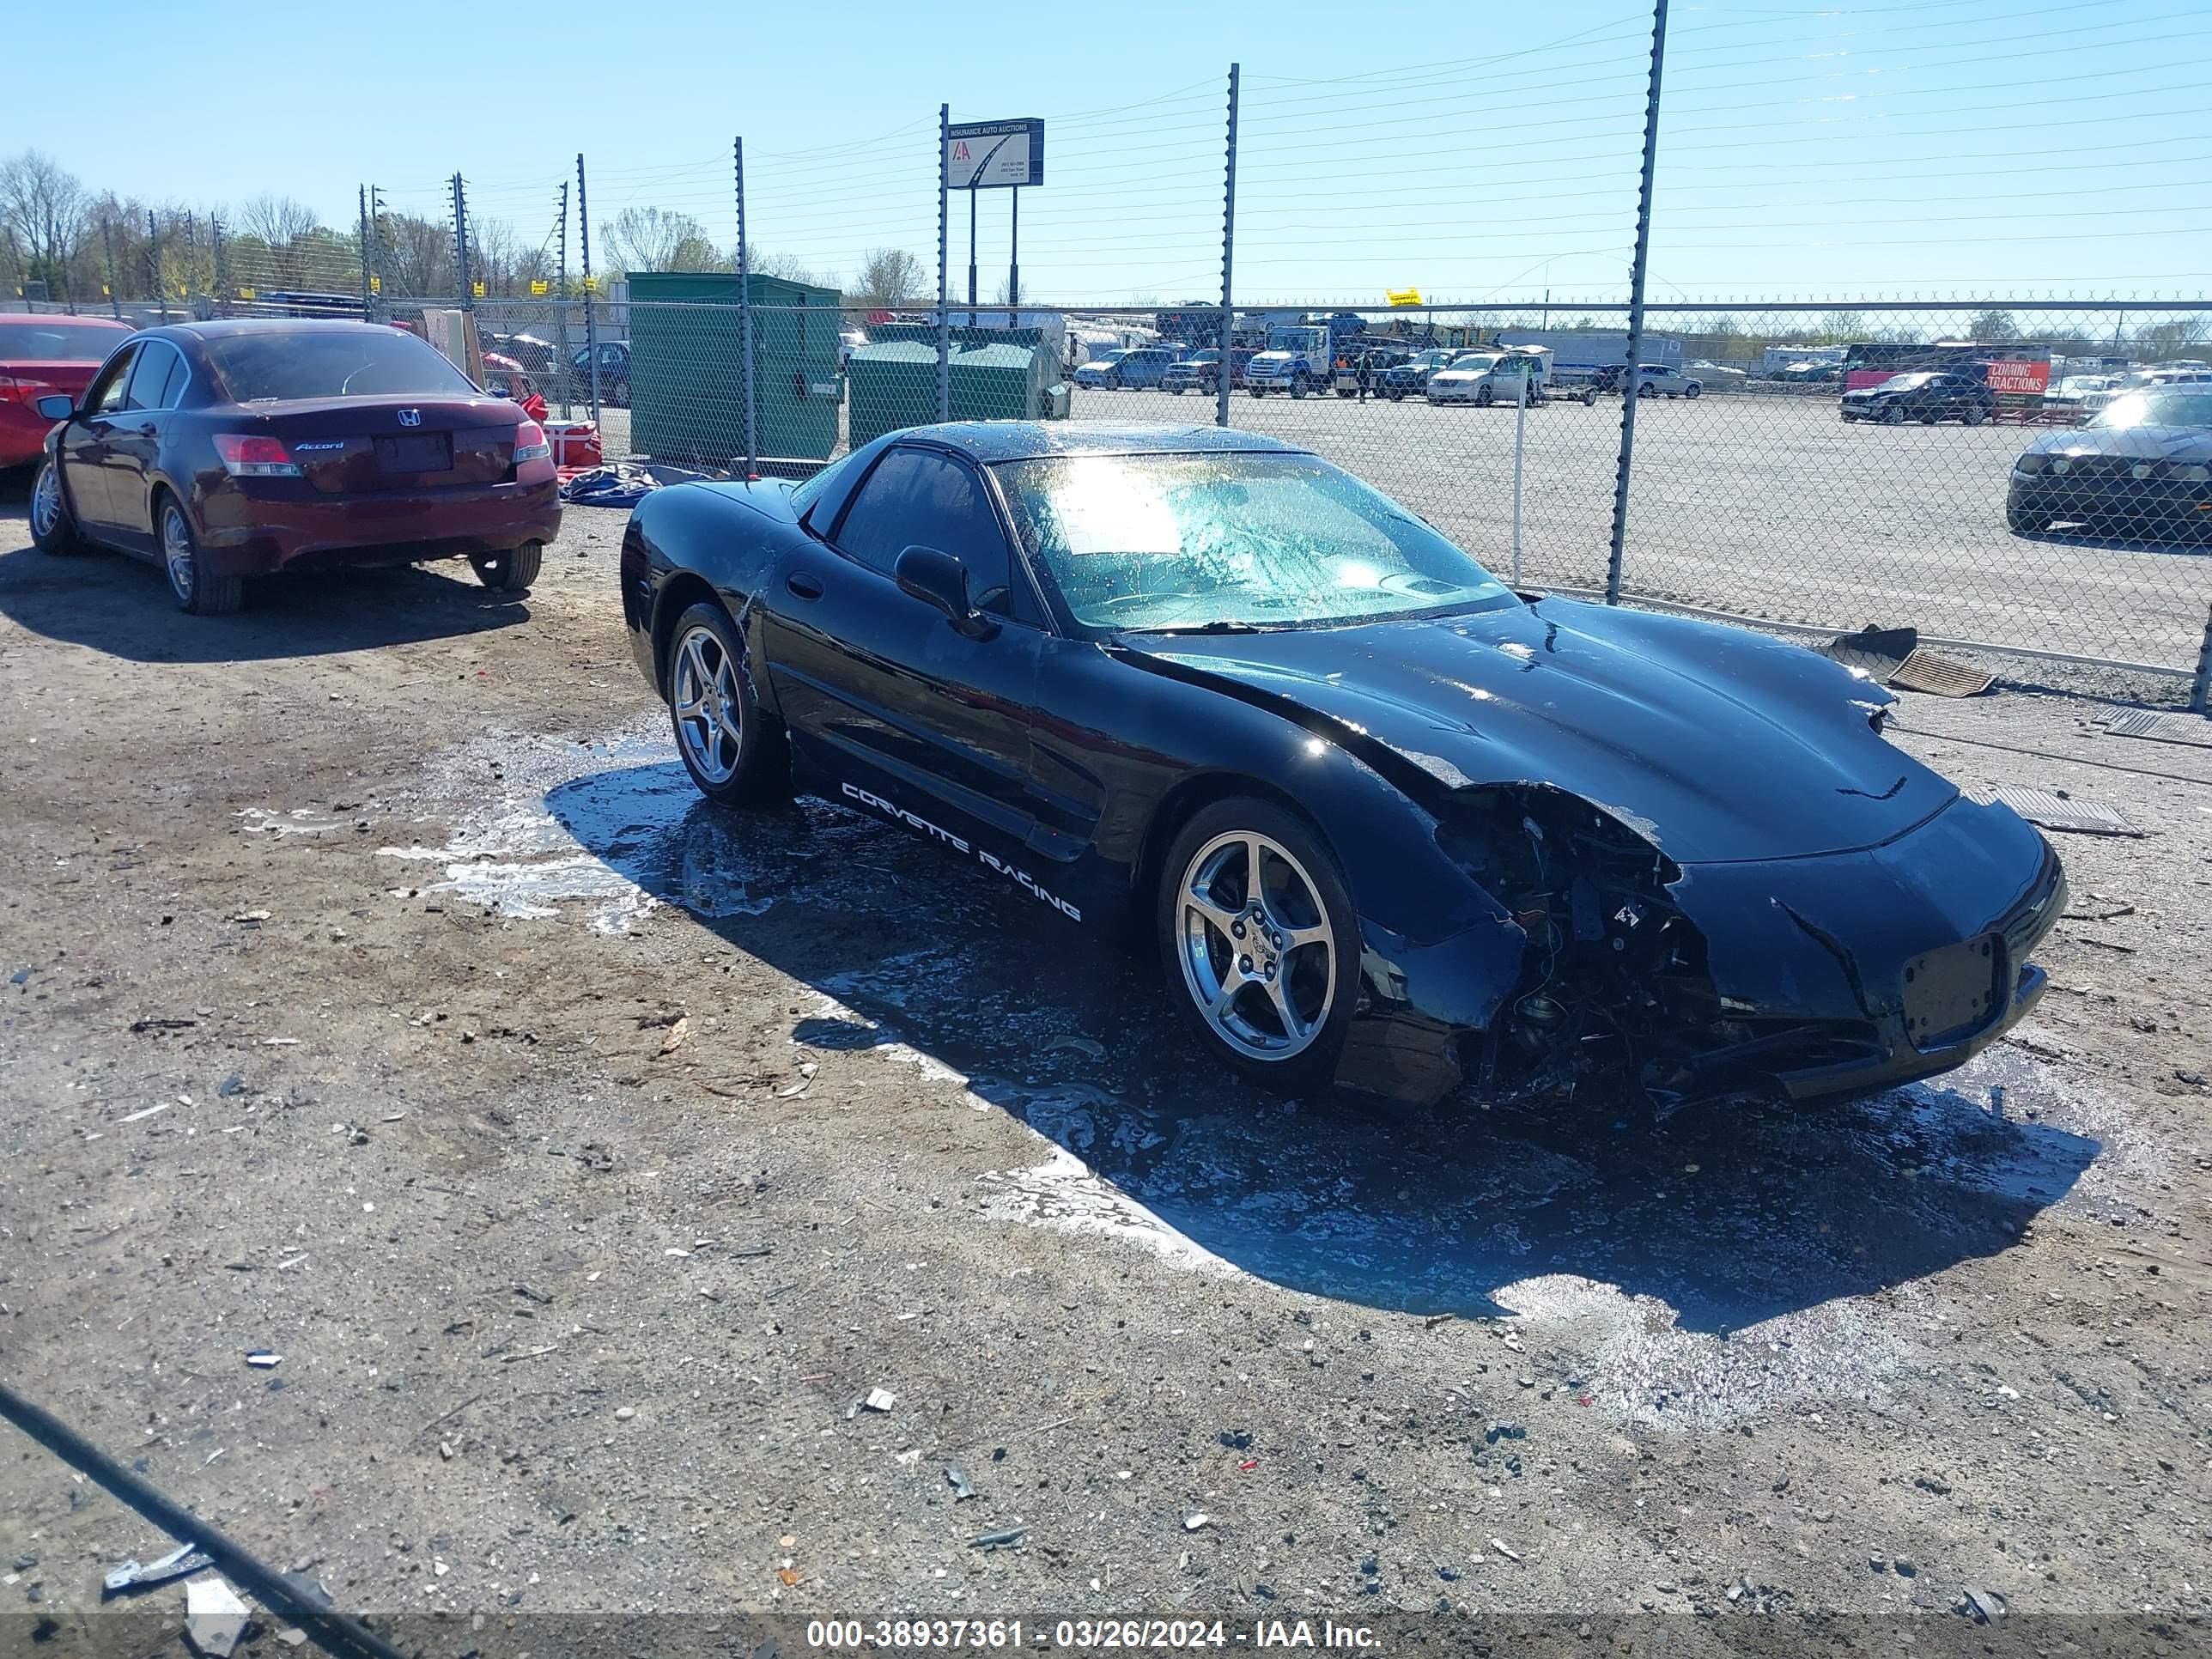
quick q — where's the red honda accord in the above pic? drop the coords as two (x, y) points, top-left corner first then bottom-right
(0, 313), (136, 469)
(28, 319), (562, 615)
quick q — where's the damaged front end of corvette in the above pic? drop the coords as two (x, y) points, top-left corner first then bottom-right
(1336, 777), (2065, 1115)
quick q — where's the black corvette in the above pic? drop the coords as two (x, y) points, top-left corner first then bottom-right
(620, 423), (2063, 1109)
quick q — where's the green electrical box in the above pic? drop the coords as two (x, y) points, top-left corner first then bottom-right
(625, 270), (842, 464)
(846, 341), (942, 449)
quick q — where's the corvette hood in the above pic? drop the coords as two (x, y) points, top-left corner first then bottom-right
(1117, 599), (1957, 865)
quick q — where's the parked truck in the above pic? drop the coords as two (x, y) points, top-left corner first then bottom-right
(1243, 324), (1334, 397)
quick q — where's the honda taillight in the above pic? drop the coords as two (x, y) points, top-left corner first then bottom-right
(512, 420), (550, 464)
(212, 433), (301, 477)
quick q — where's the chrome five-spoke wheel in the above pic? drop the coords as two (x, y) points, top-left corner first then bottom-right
(1176, 830), (1337, 1061)
(31, 464), (63, 542)
(672, 622), (744, 787)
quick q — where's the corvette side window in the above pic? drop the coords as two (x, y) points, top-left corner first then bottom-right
(835, 449), (1016, 615)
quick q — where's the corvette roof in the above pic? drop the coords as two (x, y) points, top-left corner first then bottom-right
(908, 422), (1304, 462)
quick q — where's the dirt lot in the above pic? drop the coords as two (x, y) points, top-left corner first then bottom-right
(2, 484), (2210, 1656)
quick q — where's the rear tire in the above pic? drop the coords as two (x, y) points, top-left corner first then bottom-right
(1881, 404), (1906, 425)
(158, 494), (242, 616)
(1475, 384), (1494, 408)
(1685, 382), (1701, 398)
(30, 459), (86, 556)
(471, 541), (544, 592)
(1961, 404), (1987, 427)
(1158, 798), (1358, 1096)
(666, 600), (785, 806)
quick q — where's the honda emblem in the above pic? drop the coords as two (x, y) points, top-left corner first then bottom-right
(397, 409), (422, 428)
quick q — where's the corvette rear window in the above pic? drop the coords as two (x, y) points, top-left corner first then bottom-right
(994, 452), (1510, 631)
(202, 329), (478, 403)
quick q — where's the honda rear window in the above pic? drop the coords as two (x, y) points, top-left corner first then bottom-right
(201, 330), (478, 403)
(0, 323), (130, 362)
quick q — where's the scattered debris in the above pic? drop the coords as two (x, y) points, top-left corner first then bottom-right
(1044, 1034), (1107, 1060)
(1978, 787), (2140, 837)
(777, 1061), (819, 1099)
(1488, 1536), (1522, 1562)
(2102, 708), (2212, 750)
(275, 1631), (307, 1649)
(863, 1388), (897, 1413)
(216, 1074), (246, 1098)
(1486, 1420), (1526, 1444)
(1960, 1585), (2008, 1625)
(969, 1527), (1026, 1552)
(231, 910), (272, 925)
(614, 1407), (637, 1421)
(184, 1576), (251, 1658)
(1820, 625), (1995, 696)
(946, 1462), (977, 1501)
(656, 1016), (690, 1056)
(117, 1102), (173, 1124)
(1183, 1511), (1211, 1532)
(102, 1541), (212, 1597)
(130, 1018), (196, 1033)
(245, 1352), (281, 1370)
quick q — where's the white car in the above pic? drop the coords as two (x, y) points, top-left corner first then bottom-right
(1630, 363), (1702, 398)
(1426, 350), (1552, 406)
(2080, 367), (2212, 418)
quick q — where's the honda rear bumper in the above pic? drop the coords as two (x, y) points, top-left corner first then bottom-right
(195, 477), (563, 574)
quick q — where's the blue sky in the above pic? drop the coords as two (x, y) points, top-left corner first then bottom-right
(9, 0), (2208, 304)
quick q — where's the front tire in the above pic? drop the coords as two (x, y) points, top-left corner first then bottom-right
(30, 459), (86, 556)
(1961, 404), (1987, 427)
(471, 541), (544, 592)
(1685, 382), (1701, 399)
(158, 494), (242, 616)
(1881, 404), (1906, 425)
(2006, 498), (2051, 535)
(666, 601), (785, 806)
(1157, 798), (1357, 1094)
(1474, 384), (1494, 408)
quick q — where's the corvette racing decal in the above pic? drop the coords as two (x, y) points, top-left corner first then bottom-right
(842, 782), (1081, 923)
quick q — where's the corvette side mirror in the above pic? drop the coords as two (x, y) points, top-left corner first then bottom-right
(896, 545), (999, 641)
(33, 394), (75, 422)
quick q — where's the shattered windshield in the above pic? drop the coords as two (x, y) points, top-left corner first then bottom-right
(993, 451), (1514, 631)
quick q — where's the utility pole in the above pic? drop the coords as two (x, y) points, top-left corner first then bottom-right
(1216, 64), (1240, 430)
(735, 135), (757, 477)
(358, 185), (372, 319)
(578, 153), (601, 424)
(211, 217), (228, 316)
(1604, 0), (1669, 605)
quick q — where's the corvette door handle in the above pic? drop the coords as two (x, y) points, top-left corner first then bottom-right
(785, 571), (823, 600)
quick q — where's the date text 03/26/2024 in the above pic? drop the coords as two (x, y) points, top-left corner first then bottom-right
(805, 1620), (1382, 1650)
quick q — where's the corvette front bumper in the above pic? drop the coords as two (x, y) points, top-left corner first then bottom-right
(1332, 795), (2064, 1109)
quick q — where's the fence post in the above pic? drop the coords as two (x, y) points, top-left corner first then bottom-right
(936, 103), (951, 423)
(577, 153), (602, 427)
(2191, 601), (2212, 715)
(1216, 63), (1239, 430)
(1604, 0), (1669, 605)
(149, 210), (168, 323)
(735, 135), (757, 477)
(1512, 366), (1528, 586)
(555, 181), (571, 421)
(211, 218), (227, 317)
(451, 174), (472, 311)
(358, 186), (372, 320)
(100, 221), (120, 319)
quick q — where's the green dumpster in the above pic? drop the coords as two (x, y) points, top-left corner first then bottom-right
(846, 341), (942, 449)
(625, 270), (842, 464)
(951, 342), (1056, 422)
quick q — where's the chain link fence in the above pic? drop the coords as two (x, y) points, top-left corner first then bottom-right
(441, 293), (2208, 700)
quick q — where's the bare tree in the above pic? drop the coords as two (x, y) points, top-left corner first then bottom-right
(238, 195), (320, 250)
(853, 246), (923, 309)
(380, 211), (454, 297)
(0, 149), (90, 301)
(602, 207), (720, 276)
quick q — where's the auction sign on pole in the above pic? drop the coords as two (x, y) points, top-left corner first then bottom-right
(945, 118), (1044, 189)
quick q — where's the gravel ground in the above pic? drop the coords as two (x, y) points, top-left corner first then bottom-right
(1, 483), (2209, 1657)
